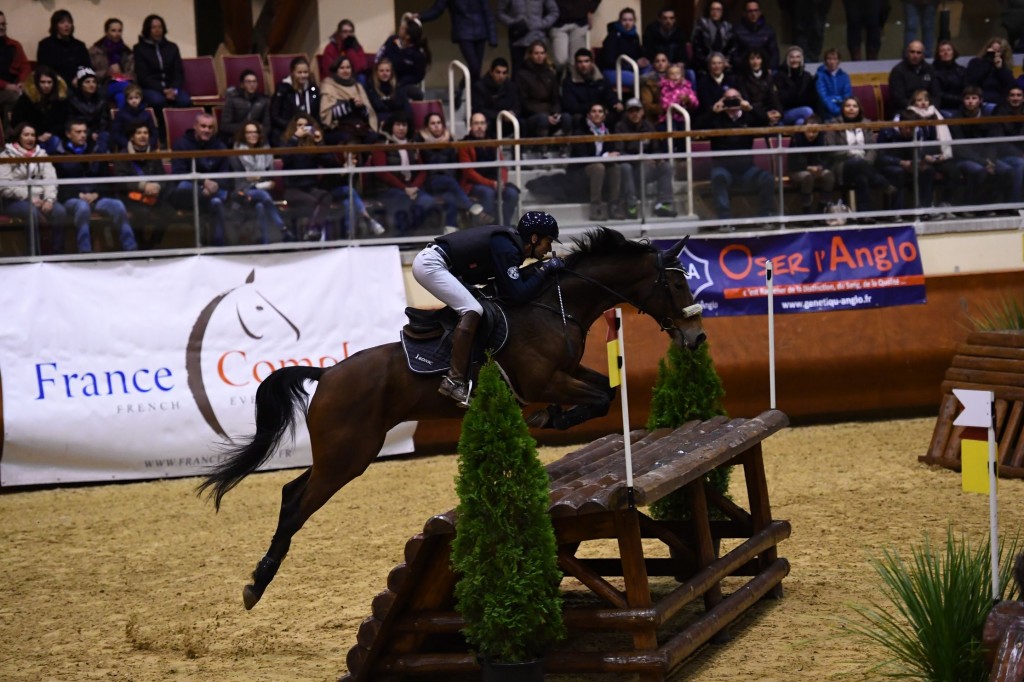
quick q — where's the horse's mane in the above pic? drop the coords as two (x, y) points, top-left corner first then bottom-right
(563, 228), (656, 268)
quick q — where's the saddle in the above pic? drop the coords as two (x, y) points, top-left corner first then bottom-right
(401, 299), (509, 375)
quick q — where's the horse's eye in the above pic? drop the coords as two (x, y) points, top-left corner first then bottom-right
(256, 305), (264, 311)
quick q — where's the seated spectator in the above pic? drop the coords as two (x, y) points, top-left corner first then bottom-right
(89, 17), (134, 107)
(220, 69), (271, 145)
(569, 103), (622, 220)
(10, 66), (69, 154)
(330, 153), (387, 238)
(932, 40), (966, 117)
(773, 46), (816, 126)
(67, 67), (110, 148)
(112, 121), (170, 248)
(734, 0), (779, 72)
(901, 89), (957, 210)
(320, 55), (378, 145)
(965, 38), (1015, 111)
(366, 58), (410, 132)
(372, 111), (441, 235)
(416, 112), (489, 230)
(615, 97), (676, 218)
(110, 84), (156, 151)
(0, 11), (32, 129)
(659, 61), (699, 127)
(229, 122), (289, 244)
(460, 112), (521, 225)
(640, 52), (671, 122)
(599, 7), (650, 87)
(377, 15), (430, 102)
(279, 114), (339, 240)
(993, 85), (1024, 205)
(824, 96), (896, 219)
(695, 52), (736, 118)
(815, 48), (852, 120)
(562, 48), (623, 131)
(735, 48), (781, 124)
(691, 1), (736, 75)
(548, 0), (595, 74)
(703, 88), (773, 227)
(497, 0), (560, 74)
(643, 7), (686, 65)
(319, 19), (370, 81)
(516, 40), (571, 138)
(788, 116), (835, 214)
(168, 112), (229, 246)
(888, 40), (940, 114)
(0, 122), (68, 252)
(876, 109), (940, 215)
(950, 86), (1014, 210)
(472, 57), (520, 136)
(133, 14), (191, 117)
(36, 10), (90, 89)
(270, 56), (320, 146)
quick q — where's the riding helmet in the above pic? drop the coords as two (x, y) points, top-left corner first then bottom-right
(517, 211), (559, 242)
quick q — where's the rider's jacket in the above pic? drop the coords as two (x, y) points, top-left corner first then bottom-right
(434, 225), (547, 304)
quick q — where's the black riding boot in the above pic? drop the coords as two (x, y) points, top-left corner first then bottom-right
(439, 311), (481, 407)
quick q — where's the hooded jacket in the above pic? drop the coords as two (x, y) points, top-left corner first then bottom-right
(471, 72), (521, 122)
(815, 63), (852, 118)
(773, 60), (817, 110)
(599, 20), (644, 71)
(10, 75), (70, 139)
(270, 76), (322, 136)
(134, 36), (184, 91)
(0, 142), (58, 202)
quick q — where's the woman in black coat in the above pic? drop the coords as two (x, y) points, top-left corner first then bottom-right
(133, 14), (192, 113)
(932, 40), (966, 116)
(36, 10), (91, 88)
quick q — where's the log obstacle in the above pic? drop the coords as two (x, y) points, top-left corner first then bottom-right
(340, 410), (791, 681)
(920, 331), (1024, 478)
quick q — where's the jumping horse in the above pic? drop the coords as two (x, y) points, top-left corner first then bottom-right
(198, 228), (706, 609)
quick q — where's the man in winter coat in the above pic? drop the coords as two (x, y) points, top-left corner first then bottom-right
(887, 40), (940, 113)
(497, 0), (560, 73)
(561, 48), (623, 129)
(0, 11), (31, 131)
(643, 7), (687, 65)
(417, 0), (497, 88)
(734, 0), (779, 72)
(472, 58), (521, 136)
(950, 86), (1014, 209)
(168, 112), (230, 246)
(220, 69), (271, 144)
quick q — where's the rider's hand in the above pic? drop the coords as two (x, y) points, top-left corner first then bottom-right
(542, 256), (564, 273)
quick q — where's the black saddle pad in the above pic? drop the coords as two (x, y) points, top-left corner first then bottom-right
(401, 301), (509, 375)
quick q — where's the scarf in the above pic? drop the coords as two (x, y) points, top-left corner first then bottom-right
(586, 117), (608, 155)
(234, 143), (273, 174)
(907, 104), (953, 158)
(332, 74), (357, 87)
(99, 38), (129, 66)
(417, 129), (450, 144)
(844, 128), (866, 157)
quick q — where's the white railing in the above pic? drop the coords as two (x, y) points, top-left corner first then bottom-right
(665, 103), (695, 218)
(448, 60), (471, 135)
(615, 54), (640, 103)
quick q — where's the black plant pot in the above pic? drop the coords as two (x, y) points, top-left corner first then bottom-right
(480, 657), (545, 681)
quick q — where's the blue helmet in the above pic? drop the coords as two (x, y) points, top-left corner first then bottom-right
(517, 211), (559, 242)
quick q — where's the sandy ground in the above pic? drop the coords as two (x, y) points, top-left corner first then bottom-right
(2, 417), (1022, 681)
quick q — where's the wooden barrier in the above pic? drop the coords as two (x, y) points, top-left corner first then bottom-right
(920, 331), (1024, 478)
(341, 410), (791, 680)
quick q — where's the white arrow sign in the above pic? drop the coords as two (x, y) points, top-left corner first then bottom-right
(953, 389), (994, 428)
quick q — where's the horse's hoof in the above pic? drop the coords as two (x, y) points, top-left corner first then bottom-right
(525, 409), (551, 428)
(242, 584), (262, 610)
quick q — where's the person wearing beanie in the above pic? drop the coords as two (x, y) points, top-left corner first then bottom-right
(67, 66), (110, 148)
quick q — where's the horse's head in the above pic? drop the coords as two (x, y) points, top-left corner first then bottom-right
(647, 237), (706, 350)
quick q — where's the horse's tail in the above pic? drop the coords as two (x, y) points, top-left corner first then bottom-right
(197, 365), (324, 510)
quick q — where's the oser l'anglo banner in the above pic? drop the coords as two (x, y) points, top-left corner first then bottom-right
(0, 247), (412, 487)
(661, 225), (927, 316)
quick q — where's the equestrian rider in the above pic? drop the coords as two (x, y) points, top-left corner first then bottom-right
(411, 211), (564, 406)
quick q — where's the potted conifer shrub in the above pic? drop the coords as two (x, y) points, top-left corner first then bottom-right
(450, 360), (565, 681)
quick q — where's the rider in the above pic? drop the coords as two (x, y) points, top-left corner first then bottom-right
(412, 211), (564, 406)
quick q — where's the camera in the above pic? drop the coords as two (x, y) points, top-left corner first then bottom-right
(985, 51), (996, 61)
(723, 97), (741, 107)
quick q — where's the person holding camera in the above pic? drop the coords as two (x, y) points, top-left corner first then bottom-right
(965, 38), (1015, 111)
(319, 19), (369, 81)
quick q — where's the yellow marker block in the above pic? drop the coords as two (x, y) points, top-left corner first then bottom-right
(962, 438), (992, 494)
(606, 339), (621, 388)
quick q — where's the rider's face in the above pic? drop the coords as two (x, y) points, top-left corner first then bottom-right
(528, 235), (553, 258)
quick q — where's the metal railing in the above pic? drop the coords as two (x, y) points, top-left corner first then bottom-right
(615, 54), (640, 103)
(665, 103), (695, 218)
(448, 60), (471, 135)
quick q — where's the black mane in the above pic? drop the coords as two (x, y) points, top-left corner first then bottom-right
(564, 228), (656, 268)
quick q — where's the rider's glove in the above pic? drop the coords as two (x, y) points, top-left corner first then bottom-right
(542, 256), (564, 273)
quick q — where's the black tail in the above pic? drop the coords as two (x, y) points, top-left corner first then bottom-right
(197, 366), (324, 510)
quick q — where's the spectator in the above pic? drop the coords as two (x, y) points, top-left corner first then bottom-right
(10, 66), (69, 154)
(932, 40), (966, 116)
(561, 48), (622, 130)
(691, 1), (736, 75)
(789, 0), (831, 62)
(640, 51), (672, 122)
(615, 97), (676, 218)
(888, 40), (940, 114)
(902, 0), (939, 59)
(659, 61), (699, 127)
(318, 19), (369, 81)
(417, 0), (497, 92)
(270, 56), (320, 146)
(320, 55), (378, 145)
(788, 116), (835, 214)
(549, 0), (601, 74)
(734, 0), (779, 72)
(696, 52), (736, 117)
(569, 102), (622, 220)
(773, 45), (816, 125)
(89, 17), (134, 107)
(643, 7), (687, 65)
(497, 0), (560, 74)
(516, 40), (571, 138)
(229, 122), (289, 244)
(735, 47), (782, 124)
(460, 112), (521, 225)
(0, 122), (68, 252)
(169, 112), (229, 246)
(900, 89), (957, 215)
(965, 38), (1015, 111)
(110, 84), (156, 151)
(133, 14), (191, 117)
(377, 15), (431, 102)
(815, 47), (852, 119)
(330, 153), (388, 238)
(417, 112), (489, 230)
(277, 114), (338, 239)
(993, 85), (1024, 205)
(841, 0), (885, 60)
(824, 96), (896, 218)
(220, 69), (271, 145)
(66, 67), (110, 148)
(372, 111), (441, 235)
(112, 121), (169, 249)
(875, 111), (928, 214)
(472, 57), (521, 136)
(0, 11), (32, 130)
(36, 10), (91, 89)
(703, 88), (773, 228)
(366, 58), (410, 131)
(598, 7), (649, 87)
(950, 87), (1015, 211)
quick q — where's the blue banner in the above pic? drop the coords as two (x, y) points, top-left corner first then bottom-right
(659, 225), (927, 317)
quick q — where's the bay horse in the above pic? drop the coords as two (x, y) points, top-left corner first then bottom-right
(198, 227), (706, 609)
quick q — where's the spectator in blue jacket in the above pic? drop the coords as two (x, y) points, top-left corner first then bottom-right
(734, 0), (779, 72)
(169, 112), (229, 246)
(110, 84), (156, 151)
(816, 48), (852, 119)
(598, 7), (649, 87)
(416, 0), (497, 90)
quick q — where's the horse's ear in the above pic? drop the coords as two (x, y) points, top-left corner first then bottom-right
(246, 270), (255, 284)
(664, 236), (690, 260)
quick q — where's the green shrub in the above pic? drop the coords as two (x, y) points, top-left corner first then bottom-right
(968, 296), (1024, 332)
(450, 360), (565, 663)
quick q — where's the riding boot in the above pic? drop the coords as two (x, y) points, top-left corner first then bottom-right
(439, 311), (481, 407)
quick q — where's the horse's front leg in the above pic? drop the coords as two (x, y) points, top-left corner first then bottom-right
(525, 365), (617, 430)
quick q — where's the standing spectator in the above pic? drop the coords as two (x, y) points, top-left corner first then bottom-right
(950, 87), (1014, 211)
(318, 19), (369, 81)
(220, 69), (271, 145)
(788, 117), (836, 214)
(472, 57), (521, 136)
(10, 66), (69, 154)
(110, 84), (156, 151)
(734, 0), (779, 72)
(932, 40), (966, 116)
(549, 0), (601, 74)
(824, 96), (896, 218)
(735, 48), (782, 124)
(643, 7), (687, 65)
(640, 52), (672, 122)
(815, 47), (852, 119)
(1004, 0), (1024, 53)
(598, 7), (649, 87)
(133, 14), (191, 118)
(372, 111), (442, 235)
(965, 38), (1015, 111)
(516, 40), (571, 138)
(279, 114), (343, 240)
(417, 112), (489, 230)
(569, 103), (622, 220)
(773, 46), (816, 125)
(615, 97), (676, 218)
(320, 56), (378, 145)
(460, 112), (521, 225)
(659, 62), (699, 127)
(417, 0), (497, 95)
(89, 17), (134, 107)
(366, 58), (410, 132)
(841, 0), (885, 60)
(229, 122), (288, 245)
(993, 85), (1024, 205)
(0, 122), (68, 252)
(112, 122), (169, 249)
(0, 11), (32, 131)
(902, 0), (939, 59)
(691, 1), (736, 75)
(66, 67), (110, 148)
(169, 112), (229, 246)
(36, 10), (91, 89)
(696, 52), (736, 118)
(497, 0), (560, 74)
(561, 48), (623, 130)
(888, 40), (940, 114)
(789, 0), (831, 62)
(377, 16), (431, 102)
(269, 56), (320, 146)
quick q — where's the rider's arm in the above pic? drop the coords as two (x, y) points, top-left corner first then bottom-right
(490, 234), (548, 304)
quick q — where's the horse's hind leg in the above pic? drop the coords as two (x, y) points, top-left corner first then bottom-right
(243, 468), (311, 610)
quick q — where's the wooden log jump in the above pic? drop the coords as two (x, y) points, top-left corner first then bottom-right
(341, 410), (792, 681)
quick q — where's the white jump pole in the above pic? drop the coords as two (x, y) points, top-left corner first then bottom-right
(767, 260), (776, 409)
(615, 308), (635, 508)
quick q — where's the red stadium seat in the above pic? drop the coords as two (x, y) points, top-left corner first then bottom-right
(878, 83), (890, 120)
(852, 84), (881, 121)
(163, 107), (206, 150)
(182, 56), (222, 106)
(222, 54), (266, 94)
(409, 99), (445, 133)
(268, 53), (308, 92)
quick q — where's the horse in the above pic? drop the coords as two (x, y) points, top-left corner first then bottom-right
(198, 227), (706, 609)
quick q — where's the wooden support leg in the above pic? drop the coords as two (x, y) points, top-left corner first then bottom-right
(613, 508), (664, 682)
(688, 479), (730, 643)
(742, 444), (783, 599)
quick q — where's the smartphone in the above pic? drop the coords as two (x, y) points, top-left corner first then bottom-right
(304, 125), (313, 133)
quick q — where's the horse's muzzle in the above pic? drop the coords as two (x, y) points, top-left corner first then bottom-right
(671, 327), (707, 350)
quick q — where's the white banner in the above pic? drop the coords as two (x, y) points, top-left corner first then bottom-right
(0, 247), (415, 486)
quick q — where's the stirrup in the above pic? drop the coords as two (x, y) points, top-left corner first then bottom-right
(439, 376), (472, 408)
